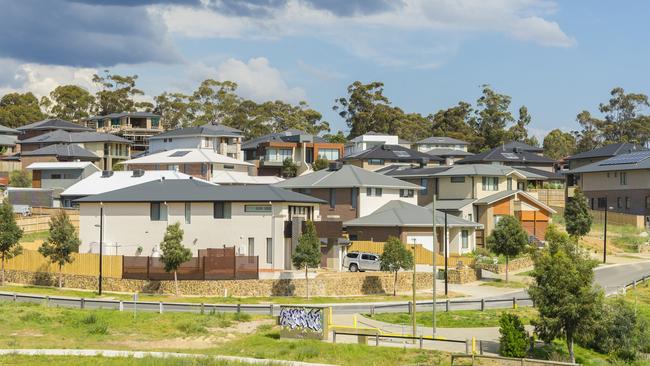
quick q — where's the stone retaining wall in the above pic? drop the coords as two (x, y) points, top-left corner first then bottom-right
(475, 257), (534, 274)
(4, 270), (434, 297)
(447, 267), (481, 284)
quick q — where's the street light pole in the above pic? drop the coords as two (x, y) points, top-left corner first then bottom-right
(431, 189), (437, 338)
(444, 211), (448, 296)
(412, 238), (417, 341)
(98, 205), (103, 295)
(603, 202), (612, 264)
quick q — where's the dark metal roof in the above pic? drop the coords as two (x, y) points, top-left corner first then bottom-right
(514, 166), (565, 180)
(423, 148), (474, 157)
(343, 144), (443, 162)
(87, 112), (160, 120)
(21, 144), (100, 159)
(75, 179), (326, 203)
(17, 119), (93, 132)
(456, 146), (555, 165)
(20, 130), (131, 144)
(150, 123), (243, 140)
(242, 129), (327, 150)
(566, 143), (647, 161)
(274, 164), (421, 189)
(415, 136), (469, 145)
(501, 141), (544, 153)
(344, 200), (482, 228)
(570, 149), (650, 173)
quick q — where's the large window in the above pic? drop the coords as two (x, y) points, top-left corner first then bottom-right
(329, 188), (336, 208)
(451, 176), (465, 183)
(620, 172), (627, 185)
(213, 202), (231, 218)
(461, 230), (469, 249)
(266, 238), (273, 264)
(482, 177), (499, 191)
(248, 238), (254, 256)
(351, 188), (358, 209)
(420, 178), (428, 195)
(617, 197), (622, 209)
(597, 197), (607, 209)
(244, 205), (272, 213)
(150, 202), (167, 221)
(626, 197), (631, 209)
(366, 187), (382, 197)
(184, 202), (191, 224)
(368, 159), (384, 165)
(400, 189), (414, 198)
(265, 148), (293, 162)
(318, 148), (340, 161)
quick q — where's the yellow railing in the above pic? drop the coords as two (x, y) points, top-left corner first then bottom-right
(349, 241), (475, 267)
(4, 249), (122, 278)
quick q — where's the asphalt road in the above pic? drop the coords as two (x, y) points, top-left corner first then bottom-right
(1, 261), (649, 316)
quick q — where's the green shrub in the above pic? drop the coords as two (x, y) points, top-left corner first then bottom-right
(498, 313), (529, 358)
(233, 312), (251, 322)
(87, 323), (108, 335)
(82, 313), (98, 324)
(176, 320), (207, 334)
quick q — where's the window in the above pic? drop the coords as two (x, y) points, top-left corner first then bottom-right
(265, 148), (293, 162)
(318, 148), (340, 161)
(590, 198), (595, 210)
(617, 197), (622, 209)
(51, 174), (62, 179)
(420, 178), (428, 195)
(346, 252), (359, 259)
(213, 202), (231, 219)
(170, 164), (179, 172)
(626, 197), (631, 209)
(482, 177), (499, 191)
(184, 202), (191, 224)
(461, 230), (469, 249)
(245, 205), (272, 213)
(329, 188), (336, 208)
(494, 215), (504, 226)
(620, 172), (627, 185)
(223, 164), (234, 170)
(368, 159), (384, 165)
(400, 189), (414, 198)
(298, 188), (311, 195)
(597, 197), (607, 209)
(150, 202), (167, 221)
(646, 196), (650, 209)
(366, 187), (372, 196)
(451, 176), (465, 183)
(467, 214), (473, 222)
(507, 178), (513, 190)
(248, 238), (254, 256)
(351, 187), (358, 209)
(266, 238), (273, 264)
(349, 234), (358, 240)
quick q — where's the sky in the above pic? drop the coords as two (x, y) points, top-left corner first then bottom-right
(1, 0), (649, 141)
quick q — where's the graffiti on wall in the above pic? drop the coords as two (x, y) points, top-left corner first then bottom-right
(279, 307), (324, 333)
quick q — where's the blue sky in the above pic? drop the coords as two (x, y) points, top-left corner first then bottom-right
(1, 0), (649, 140)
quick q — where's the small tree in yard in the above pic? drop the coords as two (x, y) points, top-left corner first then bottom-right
(499, 313), (529, 358)
(282, 158), (298, 178)
(9, 170), (30, 187)
(312, 157), (329, 171)
(38, 210), (80, 288)
(564, 188), (592, 242)
(292, 221), (321, 299)
(0, 201), (23, 285)
(528, 225), (603, 363)
(380, 236), (414, 296)
(486, 215), (528, 282)
(159, 222), (192, 296)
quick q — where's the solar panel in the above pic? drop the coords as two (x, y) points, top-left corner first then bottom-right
(169, 150), (191, 157)
(394, 151), (411, 158)
(600, 150), (650, 166)
(501, 152), (519, 160)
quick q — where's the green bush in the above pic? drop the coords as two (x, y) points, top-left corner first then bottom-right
(233, 312), (251, 322)
(87, 323), (108, 335)
(175, 320), (206, 334)
(498, 313), (529, 358)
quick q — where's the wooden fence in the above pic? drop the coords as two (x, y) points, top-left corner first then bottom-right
(15, 208), (79, 234)
(527, 189), (565, 207)
(0, 161), (21, 173)
(4, 249), (122, 278)
(349, 241), (475, 268)
(553, 206), (645, 229)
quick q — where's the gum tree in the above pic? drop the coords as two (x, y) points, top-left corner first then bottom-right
(159, 222), (192, 296)
(380, 236), (414, 296)
(486, 215), (529, 282)
(39, 211), (80, 288)
(292, 221), (321, 299)
(0, 201), (23, 285)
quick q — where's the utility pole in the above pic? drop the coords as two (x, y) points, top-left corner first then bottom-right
(412, 238), (417, 341)
(444, 211), (448, 296)
(603, 200), (610, 264)
(98, 204), (104, 295)
(431, 189), (437, 338)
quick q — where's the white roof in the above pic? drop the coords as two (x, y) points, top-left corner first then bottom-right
(212, 171), (284, 185)
(26, 162), (99, 170)
(61, 170), (215, 197)
(121, 148), (253, 166)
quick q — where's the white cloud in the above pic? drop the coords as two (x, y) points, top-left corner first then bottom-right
(510, 16), (575, 47)
(0, 58), (98, 97)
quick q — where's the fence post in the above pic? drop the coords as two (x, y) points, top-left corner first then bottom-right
(633, 280), (637, 289)
(237, 303), (241, 313)
(45, 296), (49, 307)
(419, 335), (423, 349)
(12, 293), (16, 302)
(119, 300), (123, 312)
(472, 337), (476, 354)
(479, 340), (483, 355)
(480, 298), (485, 311)
(512, 297), (517, 309)
(159, 302), (163, 314)
(269, 304), (274, 316)
(465, 339), (470, 354)
(370, 305), (375, 316)
(146, 256), (150, 280)
(446, 299), (450, 312)
(407, 301), (412, 315)
(375, 333), (379, 346)
(200, 303), (205, 315)
(332, 330), (337, 343)
(80, 298), (85, 309)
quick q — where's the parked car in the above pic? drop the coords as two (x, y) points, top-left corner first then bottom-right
(343, 251), (381, 272)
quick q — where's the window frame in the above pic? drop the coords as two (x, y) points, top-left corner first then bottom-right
(213, 201), (232, 219)
(184, 202), (191, 224)
(266, 238), (273, 264)
(461, 230), (469, 249)
(450, 176), (465, 183)
(150, 202), (167, 221)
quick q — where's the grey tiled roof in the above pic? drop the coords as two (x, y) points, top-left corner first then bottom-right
(415, 136), (469, 145)
(0, 124), (19, 134)
(150, 123), (243, 140)
(501, 141), (544, 153)
(242, 129), (327, 150)
(21, 144), (99, 159)
(17, 119), (92, 132)
(566, 143), (647, 161)
(87, 112), (160, 120)
(423, 148), (474, 157)
(274, 164), (422, 189)
(569, 149), (650, 173)
(20, 130), (131, 144)
(343, 144), (442, 162)
(514, 167), (565, 180)
(384, 164), (525, 178)
(456, 146), (555, 164)
(344, 200), (482, 228)
(75, 179), (326, 203)
(0, 134), (17, 146)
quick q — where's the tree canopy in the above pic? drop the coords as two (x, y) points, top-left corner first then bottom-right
(292, 221), (321, 299)
(39, 211), (81, 288)
(0, 201), (23, 286)
(564, 188), (592, 241)
(0, 92), (45, 127)
(92, 71), (153, 115)
(380, 236), (414, 296)
(486, 215), (529, 282)
(159, 222), (192, 295)
(543, 129), (576, 160)
(41, 85), (95, 122)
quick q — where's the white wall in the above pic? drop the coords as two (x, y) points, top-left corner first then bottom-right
(149, 137), (201, 152)
(358, 188), (417, 216)
(581, 170), (650, 191)
(79, 201), (319, 270)
(406, 227), (474, 256)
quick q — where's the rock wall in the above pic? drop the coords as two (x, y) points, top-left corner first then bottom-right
(447, 267), (480, 284)
(475, 257), (534, 274)
(4, 270), (435, 297)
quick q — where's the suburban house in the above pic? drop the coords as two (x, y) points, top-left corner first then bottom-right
(566, 150), (650, 217)
(18, 130), (131, 170)
(20, 144), (101, 168)
(61, 169), (203, 207)
(122, 148), (253, 182)
(25, 162), (100, 207)
(456, 141), (556, 172)
(84, 112), (163, 152)
(344, 200), (483, 256)
(343, 144), (443, 171)
(212, 171), (283, 185)
(75, 179), (326, 272)
(565, 143), (647, 170)
(274, 163), (422, 221)
(16, 119), (92, 141)
(148, 123), (244, 160)
(383, 164), (556, 242)
(344, 132), (411, 156)
(412, 136), (470, 153)
(0, 124), (20, 155)
(242, 129), (344, 177)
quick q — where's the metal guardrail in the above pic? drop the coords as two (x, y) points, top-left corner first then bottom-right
(332, 330), (471, 351)
(451, 354), (580, 366)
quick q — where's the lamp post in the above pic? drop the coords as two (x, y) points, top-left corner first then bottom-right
(98, 204), (104, 295)
(444, 211), (448, 296)
(431, 190), (437, 338)
(603, 203), (614, 264)
(412, 238), (417, 341)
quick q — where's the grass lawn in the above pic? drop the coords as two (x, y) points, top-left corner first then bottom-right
(0, 302), (450, 366)
(368, 307), (538, 328)
(479, 279), (528, 289)
(0, 355), (269, 366)
(20, 230), (49, 243)
(0, 284), (447, 304)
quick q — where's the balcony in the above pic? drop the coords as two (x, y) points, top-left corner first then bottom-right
(259, 155), (301, 167)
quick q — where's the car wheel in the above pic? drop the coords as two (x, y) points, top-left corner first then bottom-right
(349, 263), (359, 272)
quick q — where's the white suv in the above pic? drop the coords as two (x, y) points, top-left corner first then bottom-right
(343, 251), (381, 272)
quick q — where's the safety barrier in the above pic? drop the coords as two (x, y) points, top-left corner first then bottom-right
(451, 354), (579, 366)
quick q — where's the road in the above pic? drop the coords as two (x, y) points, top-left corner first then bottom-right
(1, 261), (649, 316)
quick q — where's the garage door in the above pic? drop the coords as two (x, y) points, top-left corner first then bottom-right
(406, 234), (434, 251)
